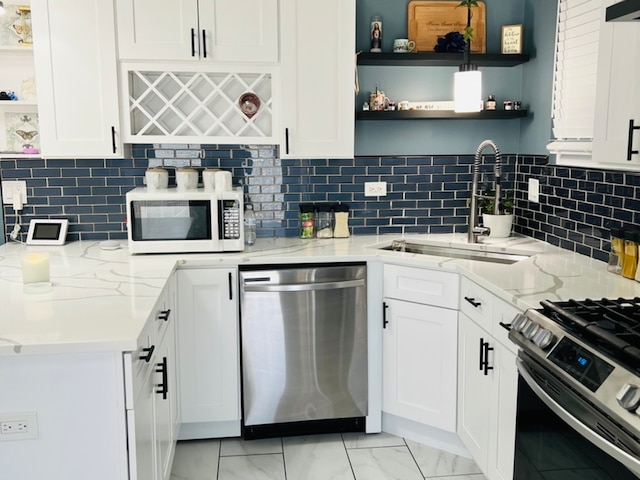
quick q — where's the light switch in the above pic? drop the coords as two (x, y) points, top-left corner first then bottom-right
(527, 178), (539, 203)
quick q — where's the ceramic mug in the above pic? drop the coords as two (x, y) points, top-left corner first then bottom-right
(145, 168), (169, 190)
(202, 168), (220, 191)
(393, 39), (416, 53)
(176, 167), (198, 190)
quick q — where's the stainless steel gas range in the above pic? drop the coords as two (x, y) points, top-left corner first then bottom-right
(509, 298), (640, 478)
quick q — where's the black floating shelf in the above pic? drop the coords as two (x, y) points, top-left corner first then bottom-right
(355, 110), (528, 120)
(357, 52), (530, 67)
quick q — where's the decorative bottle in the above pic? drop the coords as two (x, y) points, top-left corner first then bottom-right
(244, 204), (257, 246)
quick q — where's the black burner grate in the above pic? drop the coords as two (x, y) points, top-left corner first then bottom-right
(539, 298), (640, 373)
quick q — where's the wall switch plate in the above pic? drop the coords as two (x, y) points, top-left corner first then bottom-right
(364, 181), (387, 197)
(0, 412), (38, 441)
(1, 180), (27, 205)
(527, 178), (540, 203)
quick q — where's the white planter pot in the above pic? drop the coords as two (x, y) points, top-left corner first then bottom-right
(482, 213), (514, 238)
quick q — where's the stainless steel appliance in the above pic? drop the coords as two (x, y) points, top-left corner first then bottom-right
(509, 298), (640, 478)
(125, 187), (243, 254)
(239, 263), (368, 439)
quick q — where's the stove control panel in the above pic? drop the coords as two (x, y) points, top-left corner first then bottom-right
(616, 383), (640, 412)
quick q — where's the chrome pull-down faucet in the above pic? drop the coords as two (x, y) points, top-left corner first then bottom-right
(468, 139), (502, 243)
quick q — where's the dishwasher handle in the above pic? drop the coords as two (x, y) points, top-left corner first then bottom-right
(242, 278), (365, 293)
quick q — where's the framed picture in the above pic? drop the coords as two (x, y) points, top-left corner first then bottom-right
(14, 6), (32, 46)
(501, 24), (523, 54)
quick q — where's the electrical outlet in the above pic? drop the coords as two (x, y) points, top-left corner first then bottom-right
(364, 181), (387, 197)
(527, 178), (540, 203)
(1, 180), (28, 205)
(0, 412), (38, 441)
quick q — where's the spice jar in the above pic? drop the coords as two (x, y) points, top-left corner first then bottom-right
(299, 203), (315, 239)
(608, 227), (623, 274)
(621, 229), (638, 279)
(333, 204), (350, 238)
(315, 204), (333, 239)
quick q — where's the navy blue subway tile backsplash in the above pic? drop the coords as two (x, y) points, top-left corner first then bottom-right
(1, 145), (638, 265)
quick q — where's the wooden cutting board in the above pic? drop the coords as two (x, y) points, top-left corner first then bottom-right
(408, 1), (486, 54)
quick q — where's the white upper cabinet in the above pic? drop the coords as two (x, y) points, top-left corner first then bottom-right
(31, 0), (124, 157)
(280, 0), (355, 158)
(116, 0), (279, 63)
(592, 0), (640, 168)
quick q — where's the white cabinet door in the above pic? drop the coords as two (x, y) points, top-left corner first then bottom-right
(31, 0), (123, 157)
(382, 298), (458, 432)
(177, 268), (240, 434)
(130, 369), (157, 480)
(115, 0), (198, 61)
(198, 0), (278, 63)
(116, 0), (278, 62)
(280, 0), (355, 158)
(592, 1), (640, 168)
(457, 312), (491, 469)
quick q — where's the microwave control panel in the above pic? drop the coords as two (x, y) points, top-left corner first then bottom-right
(220, 199), (241, 240)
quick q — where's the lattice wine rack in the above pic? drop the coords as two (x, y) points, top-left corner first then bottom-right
(124, 70), (274, 142)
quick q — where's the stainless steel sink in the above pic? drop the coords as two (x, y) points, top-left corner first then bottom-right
(380, 239), (532, 264)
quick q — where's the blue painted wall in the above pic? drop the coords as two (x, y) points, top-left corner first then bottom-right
(354, 0), (555, 156)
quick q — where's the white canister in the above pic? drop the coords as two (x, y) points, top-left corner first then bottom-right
(202, 168), (220, 191)
(214, 170), (232, 192)
(145, 168), (169, 190)
(176, 168), (198, 190)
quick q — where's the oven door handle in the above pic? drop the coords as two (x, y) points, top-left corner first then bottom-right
(517, 358), (640, 476)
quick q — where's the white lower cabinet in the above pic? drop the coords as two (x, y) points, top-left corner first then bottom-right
(176, 267), (240, 439)
(382, 265), (459, 432)
(457, 277), (519, 480)
(127, 274), (180, 480)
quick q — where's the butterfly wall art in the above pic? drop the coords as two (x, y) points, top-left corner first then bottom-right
(4, 113), (39, 153)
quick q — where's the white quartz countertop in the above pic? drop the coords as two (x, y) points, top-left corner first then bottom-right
(2, 233), (639, 356)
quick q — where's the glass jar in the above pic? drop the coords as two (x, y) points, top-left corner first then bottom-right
(299, 203), (315, 239)
(333, 204), (350, 238)
(608, 227), (623, 274)
(621, 229), (638, 279)
(370, 15), (383, 52)
(486, 94), (496, 110)
(315, 204), (333, 239)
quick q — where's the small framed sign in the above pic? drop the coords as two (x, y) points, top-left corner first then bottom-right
(26, 219), (69, 245)
(501, 24), (523, 54)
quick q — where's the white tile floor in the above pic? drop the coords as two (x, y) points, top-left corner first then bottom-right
(170, 432), (487, 480)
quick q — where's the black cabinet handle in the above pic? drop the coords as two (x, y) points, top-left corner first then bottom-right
(627, 119), (639, 161)
(111, 126), (116, 154)
(465, 296), (481, 308)
(285, 128), (290, 155)
(478, 337), (485, 371)
(228, 272), (233, 300)
(383, 302), (389, 329)
(158, 309), (171, 322)
(499, 321), (512, 332)
(202, 29), (207, 58)
(483, 341), (494, 376)
(139, 345), (155, 363)
(191, 28), (196, 57)
(155, 356), (168, 400)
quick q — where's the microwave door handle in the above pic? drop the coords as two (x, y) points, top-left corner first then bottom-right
(516, 358), (640, 475)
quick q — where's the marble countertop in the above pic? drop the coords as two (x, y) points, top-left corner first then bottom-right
(1, 233), (638, 356)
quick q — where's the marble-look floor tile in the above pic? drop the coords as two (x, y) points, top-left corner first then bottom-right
(426, 475), (486, 480)
(170, 439), (220, 480)
(283, 433), (355, 480)
(220, 437), (282, 456)
(218, 454), (285, 480)
(405, 439), (482, 477)
(348, 445), (423, 480)
(342, 432), (406, 449)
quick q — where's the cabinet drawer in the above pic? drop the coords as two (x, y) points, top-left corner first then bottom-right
(383, 264), (459, 309)
(125, 320), (156, 407)
(459, 276), (494, 329)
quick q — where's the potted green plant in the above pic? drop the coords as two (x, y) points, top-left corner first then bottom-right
(476, 189), (515, 238)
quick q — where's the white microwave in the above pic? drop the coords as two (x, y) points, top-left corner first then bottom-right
(126, 187), (244, 254)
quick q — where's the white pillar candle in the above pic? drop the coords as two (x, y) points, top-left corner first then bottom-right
(21, 252), (50, 284)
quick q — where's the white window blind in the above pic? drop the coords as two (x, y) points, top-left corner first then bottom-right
(547, 0), (603, 163)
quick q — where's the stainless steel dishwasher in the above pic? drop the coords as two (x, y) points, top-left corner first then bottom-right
(239, 263), (368, 439)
